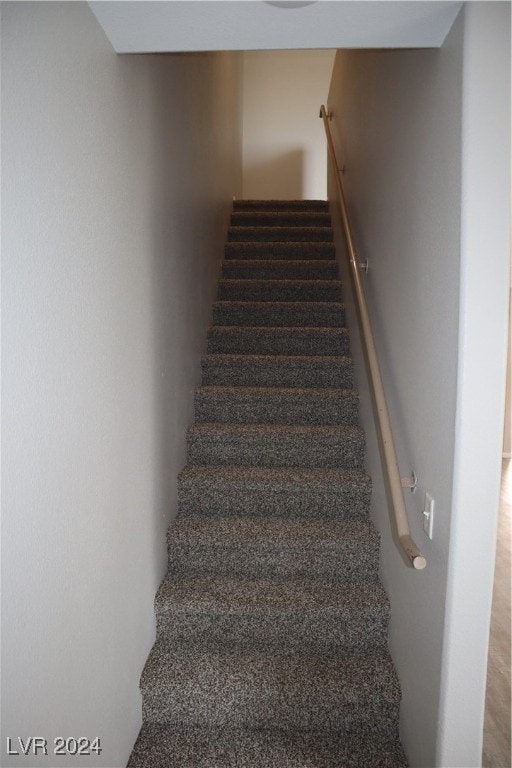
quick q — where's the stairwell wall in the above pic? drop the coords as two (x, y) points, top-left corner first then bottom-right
(327, 4), (509, 766)
(1, 3), (241, 767)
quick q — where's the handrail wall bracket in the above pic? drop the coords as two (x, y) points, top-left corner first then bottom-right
(319, 104), (426, 571)
(401, 471), (418, 493)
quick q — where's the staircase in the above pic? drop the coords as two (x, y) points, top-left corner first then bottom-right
(128, 200), (408, 767)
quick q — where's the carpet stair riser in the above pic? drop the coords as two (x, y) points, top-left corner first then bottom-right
(225, 242), (336, 260)
(155, 580), (390, 654)
(222, 259), (338, 280)
(213, 301), (345, 328)
(206, 327), (349, 357)
(177, 467), (372, 520)
(228, 226), (333, 243)
(233, 199), (329, 212)
(186, 424), (365, 469)
(201, 355), (353, 389)
(194, 387), (359, 425)
(140, 649), (401, 730)
(231, 212), (331, 227)
(218, 279), (342, 302)
(167, 517), (379, 583)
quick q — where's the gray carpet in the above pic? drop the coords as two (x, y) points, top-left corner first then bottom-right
(127, 200), (408, 767)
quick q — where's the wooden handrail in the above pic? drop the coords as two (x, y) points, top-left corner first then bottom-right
(320, 104), (426, 570)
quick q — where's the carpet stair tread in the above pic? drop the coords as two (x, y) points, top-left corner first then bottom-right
(154, 575), (390, 653)
(186, 421), (365, 468)
(225, 241), (336, 260)
(167, 515), (379, 582)
(228, 226), (333, 243)
(222, 258), (339, 279)
(177, 465), (371, 519)
(156, 574), (388, 614)
(128, 723), (407, 768)
(202, 353), (353, 388)
(231, 211), (331, 227)
(194, 384), (359, 424)
(218, 278), (342, 302)
(169, 514), (376, 549)
(206, 325), (349, 356)
(140, 644), (401, 729)
(213, 300), (345, 327)
(178, 464), (371, 491)
(128, 724), (408, 768)
(234, 198), (329, 211)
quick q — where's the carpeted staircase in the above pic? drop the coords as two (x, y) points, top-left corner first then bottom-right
(128, 200), (408, 767)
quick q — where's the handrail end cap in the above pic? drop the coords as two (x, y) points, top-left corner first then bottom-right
(400, 534), (427, 570)
(412, 554), (427, 570)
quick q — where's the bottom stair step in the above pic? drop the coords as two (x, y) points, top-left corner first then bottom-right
(128, 724), (408, 768)
(140, 646), (402, 731)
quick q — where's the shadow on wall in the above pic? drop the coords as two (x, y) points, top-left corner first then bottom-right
(244, 150), (304, 200)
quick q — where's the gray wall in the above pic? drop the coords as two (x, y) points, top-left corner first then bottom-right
(1, 4), (241, 766)
(327, 4), (510, 766)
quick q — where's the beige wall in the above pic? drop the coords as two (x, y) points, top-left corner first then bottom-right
(242, 50), (335, 200)
(1, 4), (241, 766)
(327, 3), (510, 766)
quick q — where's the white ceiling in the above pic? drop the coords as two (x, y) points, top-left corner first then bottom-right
(89, 1), (464, 53)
